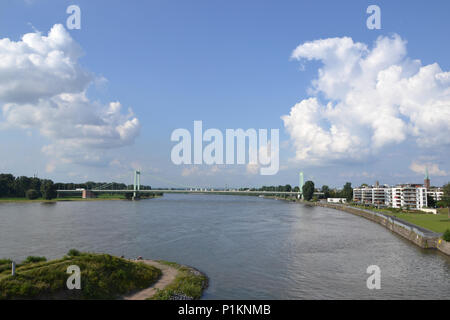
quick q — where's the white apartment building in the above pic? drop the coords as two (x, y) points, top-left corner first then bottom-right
(391, 185), (427, 209)
(353, 187), (391, 206)
(353, 185), (427, 209)
(427, 188), (443, 201)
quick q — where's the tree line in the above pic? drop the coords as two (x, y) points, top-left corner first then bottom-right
(301, 181), (353, 202)
(0, 174), (57, 200)
(0, 173), (151, 200)
(240, 182), (354, 202)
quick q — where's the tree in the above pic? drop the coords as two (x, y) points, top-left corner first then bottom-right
(40, 180), (56, 200)
(0, 174), (14, 197)
(427, 194), (436, 208)
(322, 185), (331, 199)
(29, 177), (41, 193)
(13, 176), (32, 197)
(342, 182), (353, 202)
(443, 182), (450, 218)
(26, 189), (39, 200)
(302, 181), (315, 201)
(285, 184), (292, 192)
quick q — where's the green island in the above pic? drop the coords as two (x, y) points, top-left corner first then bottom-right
(0, 251), (207, 300)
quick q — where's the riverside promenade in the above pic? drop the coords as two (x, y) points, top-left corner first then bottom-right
(312, 202), (450, 256)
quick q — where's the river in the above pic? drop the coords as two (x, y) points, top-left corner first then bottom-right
(0, 194), (449, 299)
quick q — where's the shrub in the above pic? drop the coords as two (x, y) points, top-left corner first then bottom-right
(0, 259), (12, 266)
(67, 249), (81, 257)
(26, 189), (39, 200)
(443, 229), (450, 242)
(24, 256), (47, 264)
(125, 193), (133, 200)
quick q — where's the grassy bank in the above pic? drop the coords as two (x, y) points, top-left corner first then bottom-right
(150, 261), (208, 300)
(384, 212), (450, 233)
(348, 204), (450, 233)
(0, 252), (161, 299)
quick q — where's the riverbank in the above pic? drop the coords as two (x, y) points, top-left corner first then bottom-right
(149, 261), (209, 300)
(0, 194), (161, 203)
(0, 251), (208, 300)
(312, 202), (450, 256)
(123, 260), (208, 300)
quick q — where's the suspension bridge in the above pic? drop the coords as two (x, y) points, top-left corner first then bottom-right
(56, 170), (316, 200)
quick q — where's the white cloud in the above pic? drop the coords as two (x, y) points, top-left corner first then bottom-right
(283, 34), (450, 165)
(246, 163), (259, 175)
(181, 165), (224, 177)
(182, 166), (199, 177)
(410, 161), (447, 177)
(0, 24), (140, 169)
(246, 141), (275, 175)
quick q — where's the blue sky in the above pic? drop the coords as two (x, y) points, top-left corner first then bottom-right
(0, 0), (449, 188)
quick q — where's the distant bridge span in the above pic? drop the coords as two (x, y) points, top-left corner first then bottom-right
(56, 189), (304, 196)
(56, 170), (323, 199)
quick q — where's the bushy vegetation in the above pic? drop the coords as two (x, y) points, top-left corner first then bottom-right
(302, 181), (315, 201)
(25, 189), (39, 200)
(0, 251), (161, 300)
(23, 256), (47, 264)
(0, 174), (56, 200)
(0, 173), (152, 200)
(258, 185), (293, 192)
(67, 249), (81, 257)
(443, 229), (450, 242)
(0, 259), (12, 265)
(151, 261), (208, 300)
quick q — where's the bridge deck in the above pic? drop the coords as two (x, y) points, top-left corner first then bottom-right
(57, 190), (304, 195)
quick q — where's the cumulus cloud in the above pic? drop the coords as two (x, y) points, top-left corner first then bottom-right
(282, 34), (450, 165)
(182, 165), (223, 177)
(246, 141), (275, 175)
(410, 161), (447, 177)
(0, 24), (140, 170)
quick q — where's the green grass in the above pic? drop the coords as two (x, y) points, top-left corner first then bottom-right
(386, 212), (450, 234)
(349, 204), (450, 234)
(0, 252), (161, 300)
(150, 261), (208, 300)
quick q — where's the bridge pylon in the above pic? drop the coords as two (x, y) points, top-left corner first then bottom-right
(299, 171), (304, 200)
(133, 170), (141, 200)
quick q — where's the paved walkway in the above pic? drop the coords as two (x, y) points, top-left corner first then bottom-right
(122, 260), (178, 300)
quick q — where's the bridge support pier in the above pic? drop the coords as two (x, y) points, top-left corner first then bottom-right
(132, 194), (140, 201)
(82, 189), (95, 199)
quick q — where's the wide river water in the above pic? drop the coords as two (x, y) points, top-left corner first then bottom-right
(0, 194), (449, 299)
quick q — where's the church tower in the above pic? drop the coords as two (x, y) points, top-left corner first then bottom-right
(424, 167), (430, 189)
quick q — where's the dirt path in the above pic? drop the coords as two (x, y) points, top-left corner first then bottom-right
(122, 260), (178, 300)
